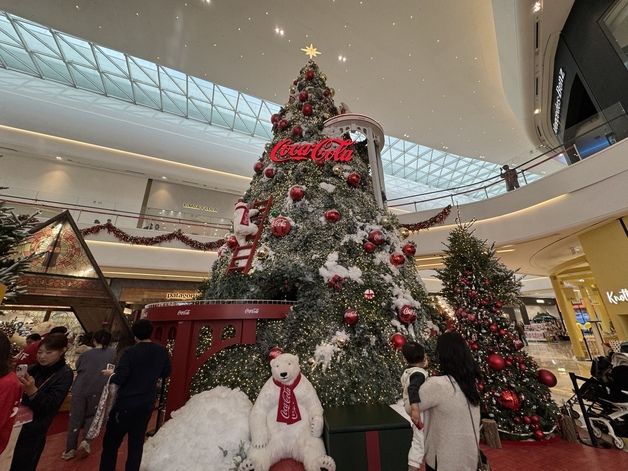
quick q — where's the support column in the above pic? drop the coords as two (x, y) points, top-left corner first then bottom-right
(550, 276), (586, 359)
(588, 286), (612, 334)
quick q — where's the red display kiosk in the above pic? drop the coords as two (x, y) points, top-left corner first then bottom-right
(142, 299), (292, 417)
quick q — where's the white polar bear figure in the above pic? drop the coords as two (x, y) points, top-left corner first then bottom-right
(239, 353), (335, 471)
(233, 199), (259, 247)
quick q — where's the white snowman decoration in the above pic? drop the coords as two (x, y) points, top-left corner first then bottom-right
(233, 198), (259, 247)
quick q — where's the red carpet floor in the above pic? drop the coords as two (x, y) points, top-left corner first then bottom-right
(40, 429), (627, 471)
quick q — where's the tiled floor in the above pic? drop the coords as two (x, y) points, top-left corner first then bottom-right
(28, 341), (628, 470)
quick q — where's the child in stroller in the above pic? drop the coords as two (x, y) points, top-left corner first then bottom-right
(575, 344), (628, 449)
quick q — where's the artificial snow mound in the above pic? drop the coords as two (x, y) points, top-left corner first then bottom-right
(141, 387), (251, 471)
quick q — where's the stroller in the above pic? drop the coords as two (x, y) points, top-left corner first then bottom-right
(568, 345), (628, 449)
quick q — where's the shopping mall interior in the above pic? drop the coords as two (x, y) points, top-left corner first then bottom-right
(0, 0), (627, 470)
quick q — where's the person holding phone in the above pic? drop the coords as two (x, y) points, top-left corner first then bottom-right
(10, 333), (73, 471)
(0, 332), (22, 457)
(62, 330), (115, 460)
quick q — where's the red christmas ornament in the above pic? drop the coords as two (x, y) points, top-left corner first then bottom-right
(363, 241), (376, 253)
(513, 416), (522, 424)
(278, 119), (289, 130)
(226, 235), (238, 249)
(477, 381), (485, 392)
(398, 305), (417, 325)
(391, 333), (406, 350)
(489, 324), (498, 333)
(498, 390), (521, 411)
(298, 90), (309, 102)
(305, 69), (315, 80)
(468, 290), (478, 299)
(271, 216), (292, 237)
(343, 309), (359, 326)
(363, 289), (375, 300)
(324, 209), (341, 223)
(346, 172), (361, 187)
(534, 430), (545, 440)
(327, 274), (345, 291)
(531, 415), (541, 425)
(292, 125), (303, 137)
(505, 359), (513, 367)
(264, 167), (275, 178)
(469, 342), (479, 351)
(390, 253), (406, 267)
(514, 340), (524, 350)
(254, 161), (264, 174)
(518, 363), (527, 372)
(523, 416), (532, 425)
(367, 230), (386, 246)
(499, 328), (507, 336)
(402, 243), (416, 257)
(487, 353), (506, 371)
(494, 300), (503, 309)
(323, 88), (331, 97)
(289, 185), (305, 202)
(456, 308), (468, 318)
(271, 113), (281, 124)
(268, 346), (283, 361)
(467, 314), (477, 323)
(302, 103), (313, 116)
(537, 369), (558, 388)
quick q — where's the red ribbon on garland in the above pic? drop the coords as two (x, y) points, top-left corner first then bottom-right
(80, 223), (225, 251)
(400, 205), (452, 232)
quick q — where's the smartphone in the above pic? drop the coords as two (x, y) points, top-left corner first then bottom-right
(106, 363), (115, 371)
(16, 364), (28, 378)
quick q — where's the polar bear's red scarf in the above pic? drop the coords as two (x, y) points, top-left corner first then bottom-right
(273, 373), (302, 424)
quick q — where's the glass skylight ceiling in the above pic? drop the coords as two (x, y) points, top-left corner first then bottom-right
(0, 10), (507, 203)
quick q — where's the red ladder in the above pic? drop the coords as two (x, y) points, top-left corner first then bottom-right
(226, 197), (273, 275)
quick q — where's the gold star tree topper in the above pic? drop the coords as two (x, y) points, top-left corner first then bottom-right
(301, 44), (321, 59)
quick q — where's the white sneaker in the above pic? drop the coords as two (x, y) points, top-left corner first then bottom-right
(76, 440), (91, 459)
(61, 449), (75, 460)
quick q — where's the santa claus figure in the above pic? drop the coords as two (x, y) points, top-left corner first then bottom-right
(233, 198), (259, 247)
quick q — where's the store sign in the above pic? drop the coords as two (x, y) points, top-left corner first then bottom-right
(606, 288), (628, 305)
(552, 68), (566, 135)
(270, 138), (354, 164)
(166, 292), (197, 301)
(183, 203), (218, 213)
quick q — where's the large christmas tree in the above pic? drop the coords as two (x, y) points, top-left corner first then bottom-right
(436, 223), (559, 439)
(194, 59), (442, 406)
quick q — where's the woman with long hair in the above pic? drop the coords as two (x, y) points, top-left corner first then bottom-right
(0, 331), (22, 456)
(418, 331), (481, 471)
(10, 333), (73, 471)
(62, 330), (115, 460)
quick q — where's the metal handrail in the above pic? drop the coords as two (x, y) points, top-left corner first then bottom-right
(144, 299), (295, 308)
(388, 111), (628, 210)
(0, 194), (232, 231)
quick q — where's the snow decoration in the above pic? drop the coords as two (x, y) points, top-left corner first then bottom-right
(319, 251), (363, 284)
(319, 182), (336, 193)
(313, 342), (338, 372)
(140, 387), (252, 471)
(331, 330), (350, 345)
(391, 285), (419, 311)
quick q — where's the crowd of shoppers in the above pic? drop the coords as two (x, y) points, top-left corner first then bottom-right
(0, 319), (170, 471)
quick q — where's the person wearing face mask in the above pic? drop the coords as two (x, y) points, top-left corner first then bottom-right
(10, 333), (73, 471)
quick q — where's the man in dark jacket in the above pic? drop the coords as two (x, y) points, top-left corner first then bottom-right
(99, 320), (171, 471)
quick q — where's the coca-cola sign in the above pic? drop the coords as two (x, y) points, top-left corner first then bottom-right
(270, 138), (353, 164)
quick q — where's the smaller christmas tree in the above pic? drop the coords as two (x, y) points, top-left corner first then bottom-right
(436, 223), (558, 439)
(0, 199), (37, 301)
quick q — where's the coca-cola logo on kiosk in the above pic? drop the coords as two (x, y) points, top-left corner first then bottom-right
(270, 138), (354, 164)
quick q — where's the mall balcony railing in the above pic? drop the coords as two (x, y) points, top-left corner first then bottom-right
(0, 191), (232, 239)
(388, 103), (628, 213)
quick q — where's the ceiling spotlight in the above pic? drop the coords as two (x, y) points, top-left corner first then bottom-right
(532, 1), (542, 13)
(534, 108), (541, 114)
(161, 176), (167, 180)
(338, 55), (347, 62)
(274, 27), (284, 36)
(55, 156), (63, 160)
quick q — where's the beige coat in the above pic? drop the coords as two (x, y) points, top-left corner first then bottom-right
(420, 375), (480, 471)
